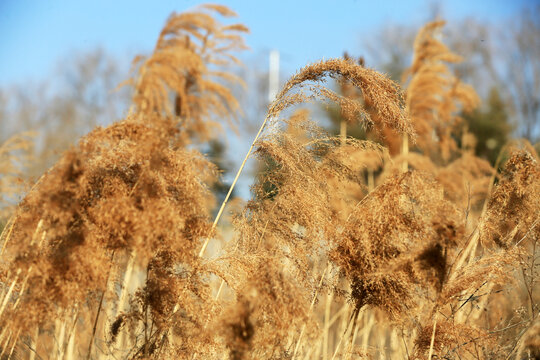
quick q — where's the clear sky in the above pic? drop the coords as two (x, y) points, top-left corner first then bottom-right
(0, 0), (536, 87)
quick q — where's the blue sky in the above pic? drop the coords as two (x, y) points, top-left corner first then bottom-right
(0, 0), (536, 87)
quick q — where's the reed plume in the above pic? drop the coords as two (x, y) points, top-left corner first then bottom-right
(123, 4), (248, 143)
(210, 57), (415, 358)
(0, 4), (247, 358)
(482, 148), (539, 248)
(403, 20), (480, 162)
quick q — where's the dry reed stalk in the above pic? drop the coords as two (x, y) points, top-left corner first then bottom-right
(198, 113), (272, 258)
(444, 151), (502, 276)
(0, 217), (15, 255)
(118, 253), (136, 311)
(55, 318), (67, 359)
(340, 120), (347, 144)
(66, 328), (76, 360)
(293, 264), (329, 358)
(7, 328), (20, 360)
(330, 307), (359, 360)
(303, 345), (316, 360)
(323, 292), (334, 360)
(401, 134), (409, 172)
(11, 265), (32, 311)
(339, 307), (367, 360)
(0, 331), (12, 358)
(28, 326), (38, 360)
(87, 252), (115, 360)
(61, 308), (79, 360)
(0, 270), (20, 319)
(0, 328), (7, 353)
(450, 228), (480, 280)
(427, 315), (438, 360)
(348, 318), (361, 359)
(113, 254), (137, 354)
(327, 305), (350, 335)
(362, 316), (374, 351)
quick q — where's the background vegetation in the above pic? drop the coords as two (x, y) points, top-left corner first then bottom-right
(0, 3), (538, 359)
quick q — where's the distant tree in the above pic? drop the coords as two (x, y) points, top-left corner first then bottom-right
(1, 48), (130, 177)
(463, 87), (512, 165)
(363, 25), (415, 83)
(205, 139), (236, 207)
(448, 8), (540, 141)
(362, 9), (539, 151)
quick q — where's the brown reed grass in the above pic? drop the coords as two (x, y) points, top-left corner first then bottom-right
(0, 5), (538, 360)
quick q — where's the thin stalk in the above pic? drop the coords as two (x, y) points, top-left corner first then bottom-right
(401, 329), (411, 360)
(0, 328), (8, 352)
(451, 229), (479, 280)
(116, 252), (137, 350)
(0, 270), (21, 318)
(360, 311), (374, 350)
(323, 292), (334, 360)
(340, 119), (347, 145)
(144, 303), (149, 357)
(521, 267), (535, 320)
(464, 282), (495, 323)
(29, 327), (38, 360)
(86, 252), (115, 360)
(401, 134), (409, 172)
(528, 239), (537, 320)
(87, 293), (106, 360)
(330, 308), (356, 360)
(199, 114), (272, 258)
(327, 305), (349, 332)
(214, 280), (226, 301)
(62, 308), (79, 360)
(0, 331), (12, 358)
(0, 217), (15, 256)
(12, 265), (33, 310)
(55, 318), (66, 359)
(66, 328), (75, 360)
(293, 264), (329, 358)
(302, 344), (316, 360)
(30, 219), (44, 246)
(7, 329), (20, 360)
(346, 310), (362, 359)
(191, 112), (276, 359)
(427, 316), (438, 360)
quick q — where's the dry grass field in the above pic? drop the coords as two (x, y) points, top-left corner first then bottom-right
(0, 4), (538, 359)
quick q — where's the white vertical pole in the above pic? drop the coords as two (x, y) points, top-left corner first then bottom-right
(268, 50), (280, 102)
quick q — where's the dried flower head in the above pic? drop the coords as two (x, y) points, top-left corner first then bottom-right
(123, 4), (248, 142)
(482, 149), (540, 248)
(403, 20), (480, 162)
(269, 58), (415, 140)
(331, 171), (465, 316)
